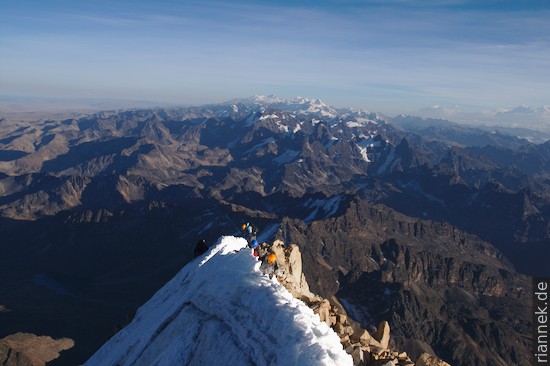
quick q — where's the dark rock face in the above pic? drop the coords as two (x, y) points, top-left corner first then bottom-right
(277, 200), (532, 366)
(0, 99), (547, 365)
(273, 239), (430, 366)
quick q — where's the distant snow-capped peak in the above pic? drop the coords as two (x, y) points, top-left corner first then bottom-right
(227, 95), (338, 118)
(221, 96), (391, 133)
(226, 95), (285, 106)
(497, 105), (550, 116)
(230, 95), (325, 106)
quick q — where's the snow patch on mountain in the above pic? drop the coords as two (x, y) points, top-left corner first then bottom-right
(354, 133), (382, 163)
(256, 223), (280, 244)
(277, 122), (290, 133)
(85, 236), (352, 366)
(259, 113), (280, 121)
(377, 146), (398, 174)
(244, 112), (260, 126)
(243, 137), (276, 155)
(304, 196), (343, 223)
(357, 145), (371, 163)
(324, 136), (339, 148)
(339, 298), (374, 326)
(258, 113), (291, 133)
(273, 149), (300, 164)
(345, 117), (378, 128)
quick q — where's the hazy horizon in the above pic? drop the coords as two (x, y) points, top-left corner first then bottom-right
(2, 93), (550, 134)
(1, 0), (549, 123)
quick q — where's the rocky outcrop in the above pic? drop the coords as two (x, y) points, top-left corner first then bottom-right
(0, 333), (74, 366)
(373, 321), (391, 350)
(278, 199), (532, 366)
(270, 240), (317, 302)
(271, 239), (449, 366)
(0, 343), (34, 366)
(415, 353), (451, 366)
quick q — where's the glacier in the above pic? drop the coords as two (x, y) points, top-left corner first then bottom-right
(84, 236), (352, 366)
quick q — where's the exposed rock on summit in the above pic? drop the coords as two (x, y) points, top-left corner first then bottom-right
(0, 333), (74, 366)
(278, 199), (532, 366)
(272, 239), (449, 366)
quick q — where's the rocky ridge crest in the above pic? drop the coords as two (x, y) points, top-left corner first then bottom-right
(271, 240), (450, 366)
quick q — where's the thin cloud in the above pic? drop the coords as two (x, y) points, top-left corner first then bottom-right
(0, 0), (548, 117)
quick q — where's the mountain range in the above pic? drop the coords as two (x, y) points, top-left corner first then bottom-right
(415, 104), (550, 134)
(0, 96), (547, 365)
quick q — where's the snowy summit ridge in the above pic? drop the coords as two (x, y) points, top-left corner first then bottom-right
(227, 95), (339, 118)
(224, 95), (389, 129)
(85, 236), (352, 366)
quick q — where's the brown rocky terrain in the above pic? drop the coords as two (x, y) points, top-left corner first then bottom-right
(0, 333), (73, 366)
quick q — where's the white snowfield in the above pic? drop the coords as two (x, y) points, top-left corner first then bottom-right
(85, 236), (352, 366)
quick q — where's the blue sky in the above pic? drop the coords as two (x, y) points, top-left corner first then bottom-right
(1, 0), (549, 116)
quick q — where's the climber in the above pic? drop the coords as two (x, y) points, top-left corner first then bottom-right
(194, 239), (208, 257)
(255, 241), (272, 259)
(248, 239), (260, 257)
(249, 239), (259, 249)
(241, 222), (258, 241)
(260, 252), (278, 279)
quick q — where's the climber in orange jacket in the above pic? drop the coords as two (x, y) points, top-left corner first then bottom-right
(260, 252), (278, 279)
